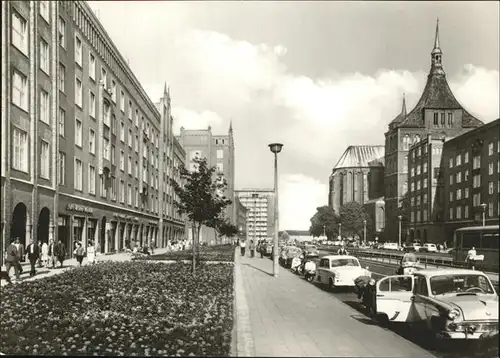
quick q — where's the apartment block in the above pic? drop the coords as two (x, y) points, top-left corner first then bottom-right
(1, 1), (185, 264)
(235, 189), (275, 241)
(176, 124), (235, 243)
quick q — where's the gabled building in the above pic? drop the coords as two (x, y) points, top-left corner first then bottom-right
(383, 20), (483, 241)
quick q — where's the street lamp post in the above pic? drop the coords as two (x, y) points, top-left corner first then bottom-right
(480, 203), (487, 226)
(338, 223), (342, 239)
(323, 225), (326, 239)
(398, 215), (402, 248)
(363, 219), (367, 245)
(269, 143), (283, 278)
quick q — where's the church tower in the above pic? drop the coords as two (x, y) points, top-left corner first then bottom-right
(383, 20), (483, 242)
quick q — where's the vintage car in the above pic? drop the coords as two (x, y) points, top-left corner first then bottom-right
(304, 244), (320, 258)
(314, 255), (371, 290)
(396, 253), (425, 275)
(374, 269), (498, 339)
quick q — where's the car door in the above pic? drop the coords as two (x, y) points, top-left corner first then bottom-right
(409, 274), (429, 324)
(375, 275), (414, 322)
(316, 258), (328, 284)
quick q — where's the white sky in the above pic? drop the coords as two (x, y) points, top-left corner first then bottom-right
(88, 1), (499, 230)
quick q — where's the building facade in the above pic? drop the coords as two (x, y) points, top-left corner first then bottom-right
(362, 156), (386, 238)
(383, 21), (483, 241)
(176, 124), (236, 243)
(407, 135), (446, 243)
(235, 196), (248, 243)
(441, 119), (499, 241)
(328, 145), (385, 213)
(235, 189), (275, 241)
(1, 0), (185, 264)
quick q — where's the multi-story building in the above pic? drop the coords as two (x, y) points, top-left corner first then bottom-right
(1, 1), (185, 264)
(383, 21), (483, 240)
(442, 119), (499, 240)
(176, 124), (235, 243)
(235, 196), (248, 243)
(407, 119), (499, 244)
(235, 189), (275, 241)
(328, 145), (385, 213)
(407, 135), (446, 243)
(171, 135), (188, 242)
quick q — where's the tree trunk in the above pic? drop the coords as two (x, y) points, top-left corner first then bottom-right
(192, 224), (197, 274)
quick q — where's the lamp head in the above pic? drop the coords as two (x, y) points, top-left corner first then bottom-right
(268, 143), (283, 154)
(398, 215), (402, 220)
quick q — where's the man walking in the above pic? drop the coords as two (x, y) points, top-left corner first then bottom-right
(4, 238), (21, 282)
(48, 239), (55, 269)
(239, 239), (246, 257)
(54, 240), (66, 268)
(14, 237), (24, 274)
(26, 239), (41, 276)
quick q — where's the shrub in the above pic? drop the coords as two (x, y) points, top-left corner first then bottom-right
(0, 261), (234, 356)
(136, 244), (235, 263)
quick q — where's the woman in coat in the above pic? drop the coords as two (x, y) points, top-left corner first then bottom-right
(87, 241), (96, 265)
(41, 242), (49, 267)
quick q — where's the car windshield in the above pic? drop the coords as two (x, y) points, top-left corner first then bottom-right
(430, 274), (495, 295)
(401, 254), (417, 264)
(330, 258), (360, 267)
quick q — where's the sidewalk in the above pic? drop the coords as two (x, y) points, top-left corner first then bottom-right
(1, 248), (170, 287)
(234, 250), (436, 358)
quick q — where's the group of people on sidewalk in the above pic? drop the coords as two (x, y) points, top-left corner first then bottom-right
(2, 237), (102, 284)
(238, 239), (269, 258)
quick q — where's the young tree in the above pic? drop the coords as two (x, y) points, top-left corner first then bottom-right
(171, 157), (232, 273)
(309, 206), (340, 239)
(338, 202), (372, 238)
(212, 216), (239, 244)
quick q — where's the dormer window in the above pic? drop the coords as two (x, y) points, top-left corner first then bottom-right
(440, 113), (445, 126)
(447, 113), (453, 127)
(433, 113), (438, 126)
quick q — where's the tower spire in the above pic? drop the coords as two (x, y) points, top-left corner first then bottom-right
(229, 120), (233, 133)
(401, 93), (407, 117)
(430, 18), (444, 75)
(433, 18), (440, 50)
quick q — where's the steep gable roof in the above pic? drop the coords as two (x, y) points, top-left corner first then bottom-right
(333, 145), (385, 170)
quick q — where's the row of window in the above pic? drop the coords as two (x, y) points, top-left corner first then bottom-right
(448, 202), (497, 221)
(432, 112), (454, 128)
(449, 142), (499, 168)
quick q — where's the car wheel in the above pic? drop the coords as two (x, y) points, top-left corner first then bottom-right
(329, 278), (337, 292)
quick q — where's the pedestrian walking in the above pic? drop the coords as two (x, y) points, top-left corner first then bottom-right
(73, 242), (85, 267)
(4, 238), (21, 282)
(26, 239), (41, 277)
(249, 240), (256, 258)
(87, 241), (96, 265)
(239, 239), (247, 257)
(95, 241), (102, 262)
(14, 237), (24, 274)
(37, 240), (43, 268)
(48, 239), (56, 269)
(41, 241), (49, 267)
(54, 240), (66, 268)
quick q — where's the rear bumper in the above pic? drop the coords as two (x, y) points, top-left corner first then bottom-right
(333, 278), (356, 287)
(437, 330), (498, 339)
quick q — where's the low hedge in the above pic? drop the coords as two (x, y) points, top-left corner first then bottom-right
(136, 244), (236, 262)
(0, 261), (234, 356)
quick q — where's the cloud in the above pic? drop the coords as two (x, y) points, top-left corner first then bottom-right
(83, 8), (499, 230)
(279, 174), (328, 231)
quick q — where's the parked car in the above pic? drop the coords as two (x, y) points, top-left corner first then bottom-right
(403, 242), (422, 252)
(420, 243), (438, 253)
(314, 255), (371, 291)
(383, 242), (399, 251)
(304, 244), (320, 258)
(374, 268), (498, 339)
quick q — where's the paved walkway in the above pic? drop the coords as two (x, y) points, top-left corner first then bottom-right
(1, 248), (170, 287)
(234, 250), (436, 358)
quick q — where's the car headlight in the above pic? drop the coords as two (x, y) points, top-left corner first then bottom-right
(448, 309), (460, 320)
(334, 273), (340, 279)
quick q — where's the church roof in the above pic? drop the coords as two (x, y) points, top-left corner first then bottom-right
(333, 145), (385, 170)
(391, 20), (483, 130)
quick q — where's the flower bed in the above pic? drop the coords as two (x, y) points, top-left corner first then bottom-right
(0, 261), (234, 356)
(137, 244), (236, 262)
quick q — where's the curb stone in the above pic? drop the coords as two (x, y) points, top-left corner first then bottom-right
(234, 249), (255, 357)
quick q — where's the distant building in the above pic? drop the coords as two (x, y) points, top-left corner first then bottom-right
(363, 156), (386, 237)
(176, 124), (235, 244)
(383, 21), (483, 241)
(235, 197), (248, 242)
(172, 136), (188, 242)
(235, 189), (275, 241)
(328, 145), (385, 213)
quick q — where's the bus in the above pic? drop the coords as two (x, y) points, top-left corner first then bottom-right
(453, 225), (499, 272)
